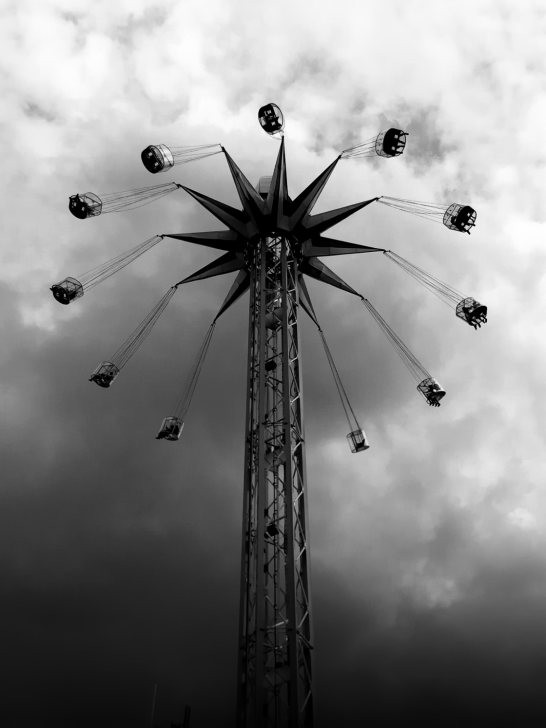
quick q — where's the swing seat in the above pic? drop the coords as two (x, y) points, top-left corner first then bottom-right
(347, 428), (370, 453)
(258, 104), (284, 135)
(141, 144), (175, 173)
(50, 277), (84, 305)
(68, 192), (102, 219)
(455, 297), (487, 328)
(156, 416), (184, 441)
(89, 361), (120, 388)
(417, 377), (446, 406)
(375, 128), (408, 158)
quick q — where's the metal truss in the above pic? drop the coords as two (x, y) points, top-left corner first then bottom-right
(237, 234), (313, 728)
(160, 138), (381, 727)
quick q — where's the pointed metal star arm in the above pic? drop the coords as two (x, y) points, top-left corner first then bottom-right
(164, 230), (245, 252)
(301, 197), (380, 237)
(303, 235), (385, 257)
(175, 252), (244, 285)
(215, 270), (250, 320)
(266, 137), (289, 225)
(181, 185), (255, 238)
(300, 257), (360, 296)
(297, 274), (320, 327)
(289, 156), (341, 227)
(222, 147), (266, 223)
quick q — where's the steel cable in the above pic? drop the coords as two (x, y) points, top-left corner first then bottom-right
(360, 297), (430, 382)
(79, 235), (164, 290)
(377, 197), (446, 224)
(173, 321), (217, 420)
(318, 329), (360, 433)
(100, 182), (181, 213)
(384, 251), (462, 307)
(111, 286), (178, 370)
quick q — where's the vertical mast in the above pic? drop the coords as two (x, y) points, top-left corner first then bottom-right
(150, 683), (158, 728)
(237, 233), (313, 727)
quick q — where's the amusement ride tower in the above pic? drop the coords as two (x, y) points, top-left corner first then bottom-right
(51, 104), (485, 728)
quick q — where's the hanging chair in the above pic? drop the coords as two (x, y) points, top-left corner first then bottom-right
(50, 235), (164, 305)
(89, 362), (120, 388)
(258, 103), (284, 135)
(443, 203), (477, 233)
(375, 128), (408, 158)
(455, 297), (487, 328)
(156, 416), (184, 441)
(347, 429), (370, 453)
(140, 143), (222, 174)
(50, 277), (84, 305)
(141, 144), (175, 174)
(383, 251), (488, 329)
(68, 193), (102, 219)
(417, 377), (446, 406)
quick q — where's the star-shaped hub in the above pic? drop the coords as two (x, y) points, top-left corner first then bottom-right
(166, 138), (383, 316)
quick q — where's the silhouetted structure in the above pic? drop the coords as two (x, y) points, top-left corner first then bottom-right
(53, 102), (486, 728)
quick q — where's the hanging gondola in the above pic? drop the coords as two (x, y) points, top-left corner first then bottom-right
(156, 416), (184, 441)
(88, 362), (120, 388)
(417, 378), (446, 407)
(443, 203), (477, 234)
(377, 197), (477, 233)
(347, 428), (369, 453)
(298, 278), (370, 452)
(50, 276), (84, 305)
(156, 319), (217, 441)
(455, 297), (487, 328)
(68, 182), (181, 219)
(258, 103), (284, 135)
(383, 251), (487, 328)
(140, 143), (222, 174)
(50, 235), (164, 305)
(360, 296), (446, 406)
(69, 192), (102, 219)
(89, 286), (178, 388)
(341, 128), (408, 159)
(318, 326), (370, 451)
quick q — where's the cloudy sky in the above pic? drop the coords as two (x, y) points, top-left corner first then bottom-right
(2, 0), (546, 726)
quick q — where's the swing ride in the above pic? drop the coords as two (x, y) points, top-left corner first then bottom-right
(52, 104), (486, 728)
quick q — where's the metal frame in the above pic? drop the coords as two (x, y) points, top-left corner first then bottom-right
(161, 139), (381, 727)
(61, 113), (474, 728)
(237, 234), (313, 727)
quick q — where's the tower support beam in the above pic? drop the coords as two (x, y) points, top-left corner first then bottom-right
(237, 234), (314, 728)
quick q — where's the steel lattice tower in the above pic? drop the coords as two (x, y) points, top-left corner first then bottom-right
(55, 104), (484, 727)
(59, 130), (389, 727)
(159, 138), (378, 726)
(237, 231), (312, 726)
(162, 140), (378, 727)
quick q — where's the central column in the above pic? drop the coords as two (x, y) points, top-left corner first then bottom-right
(237, 234), (314, 728)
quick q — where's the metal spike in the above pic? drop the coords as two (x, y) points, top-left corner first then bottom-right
(215, 270), (250, 319)
(289, 157), (340, 228)
(301, 198), (379, 236)
(164, 230), (244, 252)
(301, 257), (360, 296)
(297, 274), (320, 327)
(181, 185), (257, 238)
(303, 235), (384, 257)
(176, 252), (244, 285)
(266, 137), (290, 227)
(223, 148), (266, 224)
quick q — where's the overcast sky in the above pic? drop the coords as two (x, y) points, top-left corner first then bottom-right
(2, 1), (546, 726)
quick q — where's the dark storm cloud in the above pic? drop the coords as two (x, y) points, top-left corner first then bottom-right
(0, 275), (245, 726)
(313, 525), (546, 726)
